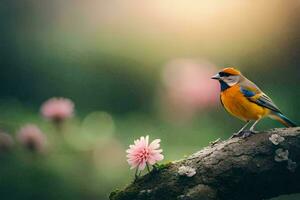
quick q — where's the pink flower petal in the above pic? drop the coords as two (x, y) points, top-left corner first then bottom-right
(41, 97), (74, 121)
(138, 161), (147, 170)
(149, 139), (161, 150)
(126, 135), (164, 171)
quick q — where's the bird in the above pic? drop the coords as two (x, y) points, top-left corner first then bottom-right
(211, 67), (297, 138)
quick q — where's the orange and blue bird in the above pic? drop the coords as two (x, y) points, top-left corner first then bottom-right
(211, 67), (297, 138)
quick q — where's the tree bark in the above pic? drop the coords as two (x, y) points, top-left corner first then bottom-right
(110, 127), (300, 200)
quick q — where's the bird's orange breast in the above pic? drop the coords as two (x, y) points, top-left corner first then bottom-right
(220, 85), (270, 121)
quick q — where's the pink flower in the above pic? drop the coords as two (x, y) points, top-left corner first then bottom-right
(41, 97), (74, 121)
(126, 136), (164, 170)
(17, 124), (47, 153)
(160, 58), (219, 121)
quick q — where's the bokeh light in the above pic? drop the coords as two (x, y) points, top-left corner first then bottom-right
(159, 58), (219, 121)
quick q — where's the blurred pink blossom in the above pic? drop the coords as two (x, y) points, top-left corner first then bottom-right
(126, 135), (164, 171)
(17, 124), (47, 153)
(41, 97), (74, 122)
(160, 58), (219, 120)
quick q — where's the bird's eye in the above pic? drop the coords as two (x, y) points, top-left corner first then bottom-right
(219, 72), (231, 77)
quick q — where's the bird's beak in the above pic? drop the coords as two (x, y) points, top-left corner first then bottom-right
(211, 73), (220, 80)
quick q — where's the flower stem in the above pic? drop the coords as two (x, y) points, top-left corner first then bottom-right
(146, 163), (150, 173)
(134, 167), (139, 179)
(54, 120), (63, 133)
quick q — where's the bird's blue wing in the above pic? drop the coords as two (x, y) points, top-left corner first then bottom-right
(240, 88), (256, 97)
(240, 87), (281, 113)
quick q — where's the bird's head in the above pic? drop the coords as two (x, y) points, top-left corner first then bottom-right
(211, 67), (242, 90)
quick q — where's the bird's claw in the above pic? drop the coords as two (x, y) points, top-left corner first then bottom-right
(241, 130), (254, 138)
(230, 130), (255, 139)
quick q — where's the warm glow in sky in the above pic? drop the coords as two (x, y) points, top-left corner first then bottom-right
(25, 0), (297, 68)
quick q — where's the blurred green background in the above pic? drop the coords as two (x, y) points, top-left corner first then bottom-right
(0, 0), (299, 199)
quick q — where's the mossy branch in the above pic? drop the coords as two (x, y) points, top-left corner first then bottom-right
(110, 127), (300, 200)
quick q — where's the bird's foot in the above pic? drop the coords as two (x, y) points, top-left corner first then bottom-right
(230, 130), (255, 139)
(241, 130), (255, 138)
(230, 131), (242, 139)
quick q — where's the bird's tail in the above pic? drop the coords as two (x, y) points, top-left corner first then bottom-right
(270, 112), (297, 127)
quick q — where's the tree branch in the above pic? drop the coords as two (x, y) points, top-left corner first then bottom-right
(110, 127), (300, 200)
